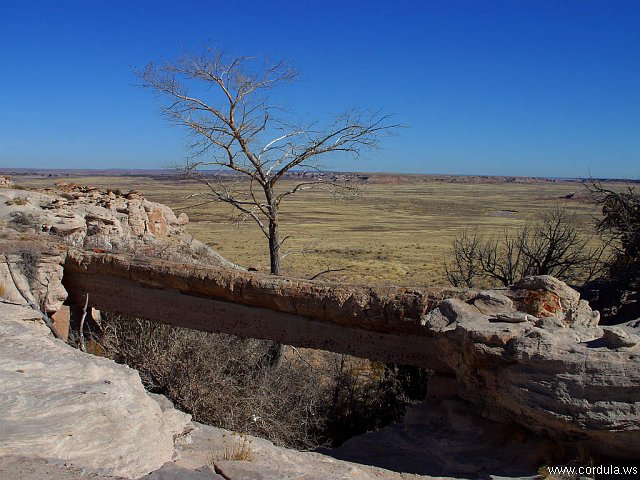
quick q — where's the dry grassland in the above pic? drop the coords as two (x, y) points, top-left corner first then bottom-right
(14, 174), (602, 287)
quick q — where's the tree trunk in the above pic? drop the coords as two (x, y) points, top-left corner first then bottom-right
(266, 188), (281, 276)
(265, 201), (284, 367)
(268, 217), (281, 275)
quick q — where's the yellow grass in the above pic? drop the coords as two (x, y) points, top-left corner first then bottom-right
(14, 174), (604, 287)
(210, 432), (254, 462)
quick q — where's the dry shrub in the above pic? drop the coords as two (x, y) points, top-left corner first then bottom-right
(98, 312), (425, 449)
(211, 433), (255, 462)
(445, 207), (605, 288)
(18, 249), (40, 282)
(5, 197), (28, 206)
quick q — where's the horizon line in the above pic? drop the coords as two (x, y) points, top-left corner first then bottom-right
(1, 166), (639, 183)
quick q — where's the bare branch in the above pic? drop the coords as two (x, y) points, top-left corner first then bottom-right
(445, 207), (603, 287)
(308, 267), (349, 281)
(79, 293), (89, 352)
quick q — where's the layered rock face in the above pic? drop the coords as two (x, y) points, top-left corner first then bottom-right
(424, 275), (640, 459)
(0, 184), (237, 268)
(0, 303), (191, 478)
(0, 183), (205, 477)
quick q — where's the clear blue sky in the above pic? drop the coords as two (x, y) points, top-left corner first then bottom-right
(1, 0), (638, 178)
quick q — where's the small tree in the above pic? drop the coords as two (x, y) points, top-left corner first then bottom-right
(589, 182), (640, 292)
(445, 207), (605, 288)
(140, 48), (396, 275)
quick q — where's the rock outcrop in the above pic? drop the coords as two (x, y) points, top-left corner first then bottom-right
(424, 276), (640, 459)
(2, 179), (640, 474)
(0, 176), (13, 188)
(0, 303), (191, 478)
(60, 249), (640, 460)
(0, 184), (237, 268)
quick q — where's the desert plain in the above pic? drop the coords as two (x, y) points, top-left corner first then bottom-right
(9, 170), (608, 287)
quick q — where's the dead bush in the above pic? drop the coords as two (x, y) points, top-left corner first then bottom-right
(18, 249), (40, 282)
(8, 212), (36, 230)
(98, 313), (423, 449)
(5, 197), (29, 206)
(445, 207), (606, 288)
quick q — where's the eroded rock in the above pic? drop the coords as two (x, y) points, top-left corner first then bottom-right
(427, 278), (640, 459)
(0, 245), (67, 314)
(473, 290), (514, 315)
(0, 175), (14, 188)
(491, 311), (535, 323)
(0, 185), (239, 269)
(602, 326), (640, 349)
(0, 303), (191, 479)
(510, 275), (580, 317)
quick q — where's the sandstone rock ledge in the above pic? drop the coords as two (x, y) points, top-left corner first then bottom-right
(0, 301), (469, 480)
(0, 303), (191, 478)
(0, 184), (238, 268)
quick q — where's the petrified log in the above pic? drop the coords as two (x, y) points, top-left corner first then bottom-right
(62, 252), (640, 459)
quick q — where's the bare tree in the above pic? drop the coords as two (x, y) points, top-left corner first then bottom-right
(588, 182), (640, 291)
(444, 231), (482, 288)
(445, 207), (606, 288)
(139, 48), (397, 275)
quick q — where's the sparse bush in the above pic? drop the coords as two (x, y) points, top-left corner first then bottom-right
(445, 207), (605, 288)
(18, 249), (40, 282)
(589, 183), (640, 292)
(8, 211), (36, 229)
(319, 357), (417, 447)
(5, 197), (29, 206)
(98, 313), (422, 449)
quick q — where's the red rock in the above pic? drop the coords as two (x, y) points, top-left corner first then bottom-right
(51, 305), (70, 341)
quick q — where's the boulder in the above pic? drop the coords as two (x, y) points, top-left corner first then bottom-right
(602, 326), (640, 349)
(473, 290), (513, 315)
(511, 275), (580, 316)
(429, 278), (640, 459)
(514, 275), (581, 307)
(50, 305), (70, 341)
(419, 298), (473, 332)
(564, 298), (601, 327)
